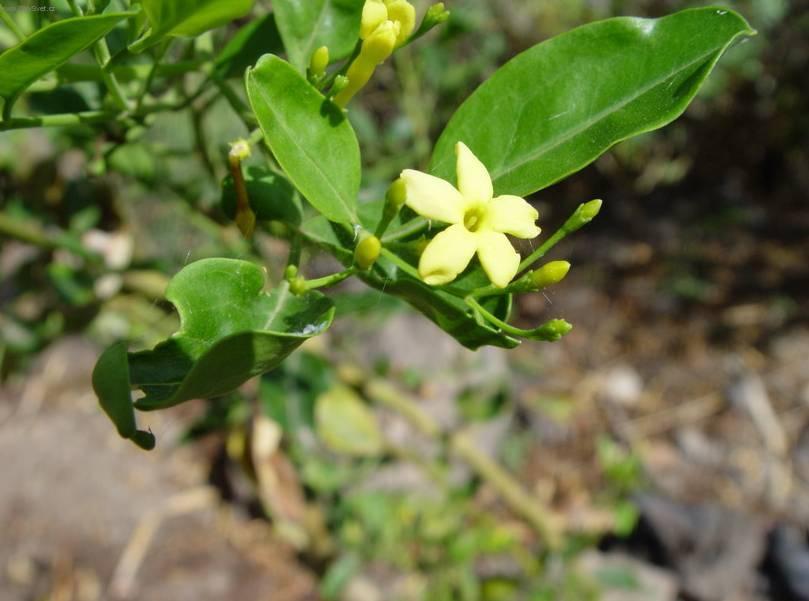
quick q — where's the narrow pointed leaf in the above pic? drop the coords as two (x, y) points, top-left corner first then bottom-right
(430, 7), (754, 196)
(247, 54), (360, 225)
(0, 13), (133, 102)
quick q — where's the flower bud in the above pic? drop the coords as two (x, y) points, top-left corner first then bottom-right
(423, 3), (450, 28)
(331, 75), (350, 95)
(360, 0), (388, 39)
(284, 265), (298, 281)
(354, 234), (382, 270)
(386, 177), (407, 210)
(228, 138), (251, 162)
(564, 198), (602, 232)
(289, 275), (307, 295)
(309, 46), (329, 77)
(530, 260), (570, 290)
(533, 319), (573, 341)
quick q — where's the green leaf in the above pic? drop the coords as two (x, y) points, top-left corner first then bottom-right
(214, 13), (284, 79)
(247, 54), (360, 225)
(0, 13), (132, 103)
(128, 258), (335, 410)
(315, 386), (383, 456)
(92, 342), (156, 450)
(430, 7), (754, 196)
(91, 259), (335, 448)
(221, 166), (302, 225)
(272, 0), (364, 72)
(131, 0), (254, 52)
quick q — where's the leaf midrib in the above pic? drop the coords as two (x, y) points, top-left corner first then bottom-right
(249, 69), (357, 224)
(486, 43), (729, 183)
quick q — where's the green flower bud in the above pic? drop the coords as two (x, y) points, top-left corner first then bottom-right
(331, 75), (350, 95)
(424, 3), (450, 27)
(309, 46), (329, 77)
(284, 265), (298, 281)
(386, 177), (407, 210)
(534, 319), (573, 341)
(530, 260), (570, 290)
(289, 275), (307, 295)
(564, 198), (602, 232)
(354, 234), (382, 270)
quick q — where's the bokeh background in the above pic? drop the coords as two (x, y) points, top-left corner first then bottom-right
(1, 0), (808, 599)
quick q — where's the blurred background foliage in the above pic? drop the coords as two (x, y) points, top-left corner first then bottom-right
(1, 0), (808, 600)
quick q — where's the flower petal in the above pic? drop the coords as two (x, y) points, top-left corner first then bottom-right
(418, 223), (477, 286)
(360, 0), (388, 39)
(476, 231), (520, 288)
(488, 195), (541, 239)
(456, 142), (493, 204)
(385, 0), (416, 45)
(401, 169), (465, 224)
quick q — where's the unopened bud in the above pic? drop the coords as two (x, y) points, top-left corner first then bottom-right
(332, 75), (350, 95)
(530, 260), (570, 290)
(386, 177), (407, 209)
(228, 138), (251, 162)
(289, 275), (307, 295)
(424, 3), (450, 27)
(532, 318), (573, 342)
(354, 234), (381, 270)
(309, 46), (329, 77)
(284, 265), (298, 281)
(565, 198), (602, 232)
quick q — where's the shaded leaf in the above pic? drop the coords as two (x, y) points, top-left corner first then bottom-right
(0, 13), (132, 103)
(247, 54), (360, 225)
(272, 0), (364, 72)
(131, 0), (254, 52)
(430, 7), (754, 196)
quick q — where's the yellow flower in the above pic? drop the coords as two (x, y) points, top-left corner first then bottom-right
(401, 142), (541, 288)
(360, 0), (415, 47)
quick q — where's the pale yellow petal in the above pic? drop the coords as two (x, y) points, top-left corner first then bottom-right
(401, 169), (465, 224)
(418, 223), (477, 286)
(476, 231), (520, 288)
(488, 195), (541, 239)
(385, 0), (416, 45)
(360, 0), (388, 39)
(455, 141), (493, 204)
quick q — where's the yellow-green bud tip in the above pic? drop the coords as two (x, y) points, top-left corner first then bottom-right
(228, 138), (251, 161)
(284, 265), (299, 281)
(310, 46), (329, 77)
(579, 198), (602, 221)
(425, 3), (450, 25)
(289, 276), (307, 295)
(386, 177), (407, 209)
(332, 75), (350, 94)
(354, 235), (382, 270)
(530, 260), (570, 290)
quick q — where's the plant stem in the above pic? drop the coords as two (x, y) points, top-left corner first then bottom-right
(0, 110), (117, 131)
(379, 247), (420, 280)
(0, 212), (100, 262)
(465, 296), (526, 338)
(0, 6), (25, 41)
(380, 217), (427, 243)
(136, 43), (170, 112)
(303, 268), (356, 291)
(517, 228), (569, 273)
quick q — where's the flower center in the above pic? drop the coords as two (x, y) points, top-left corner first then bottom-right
(463, 204), (487, 232)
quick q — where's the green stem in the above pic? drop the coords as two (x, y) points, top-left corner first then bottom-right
(379, 246), (420, 280)
(0, 110), (117, 131)
(465, 297), (570, 341)
(380, 217), (428, 243)
(517, 228), (568, 273)
(465, 297), (527, 338)
(303, 268), (357, 291)
(212, 75), (256, 128)
(0, 6), (25, 41)
(136, 42), (170, 112)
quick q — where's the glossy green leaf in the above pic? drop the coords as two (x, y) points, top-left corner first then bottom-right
(316, 386), (383, 457)
(430, 7), (754, 196)
(300, 202), (518, 350)
(0, 13), (132, 103)
(221, 166), (302, 225)
(272, 0), (364, 72)
(92, 342), (156, 450)
(214, 13), (284, 79)
(131, 0), (254, 52)
(91, 258), (335, 448)
(247, 54), (360, 225)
